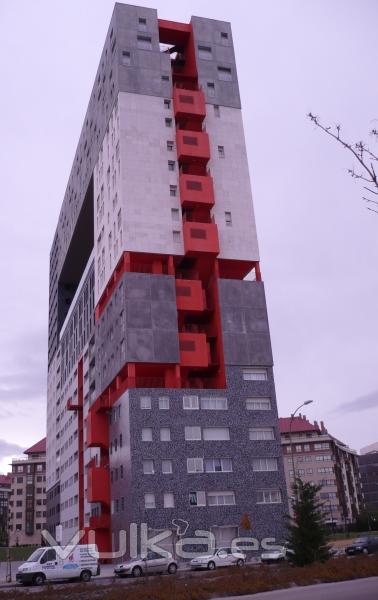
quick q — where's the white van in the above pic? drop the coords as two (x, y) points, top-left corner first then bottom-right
(16, 544), (100, 586)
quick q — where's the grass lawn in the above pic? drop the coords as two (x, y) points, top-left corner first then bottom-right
(0, 546), (38, 562)
(0, 555), (377, 599)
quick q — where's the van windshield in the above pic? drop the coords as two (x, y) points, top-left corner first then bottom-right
(27, 548), (46, 563)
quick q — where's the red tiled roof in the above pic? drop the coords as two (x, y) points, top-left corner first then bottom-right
(0, 474), (11, 486)
(25, 438), (46, 455)
(279, 416), (320, 434)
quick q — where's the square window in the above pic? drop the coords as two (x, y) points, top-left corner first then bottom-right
(165, 118), (173, 127)
(162, 74), (170, 82)
(214, 104), (220, 117)
(171, 208), (180, 221)
(137, 35), (152, 50)
(144, 493), (155, 509)
(160, 427), (171, 442)
(172, 230), (181, 243)
(185, 426), (202, 441)
(121, 50), (131, 66)
(143, 460), (154, 475)
(242, 368), (268, 381)
(198, 45), (212, 60)
(168, 160), (175, 171)
(162, 459), (173, 474)
(189, 491), (206, 506)
(138, 17), (147, 31)
(167, 140), (174, 151)
(249, 427), (275, 441)
(218, 66), (232, 81)
(187, 457), (204, 473)
(218, 145), (225, 158)
(158, 397), (170, 410)
(140, 396), (151, 410)
(164, 99), (171, 109)
(163, 492), (175, 508)
(170, 185), (177, 197)
(246, 398), (271, 411)
(203, 427), (230, 441)
(225, 211), (232, 226)
(220, 31), (229, 40)
(142, 428), (153, 442)
(207, 82), (215, 98)
(183, 395), (199, 410)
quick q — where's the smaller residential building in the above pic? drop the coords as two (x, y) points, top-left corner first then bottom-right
(280, 416), (363, 526)
(8, 439), (47, 546)
(359, 442), (378, 512)
(0, 474), (11, 546)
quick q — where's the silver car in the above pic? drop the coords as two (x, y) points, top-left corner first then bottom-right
(114, 550), (178, 577)
(190, 547), (246, 570)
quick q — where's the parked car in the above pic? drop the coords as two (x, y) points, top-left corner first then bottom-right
(114, 550), (178, 577)
(190, 547), (246, 570)
(16, 545), (99, 586)
(260, 543), (294, 564)
(345, 536), (378, 556)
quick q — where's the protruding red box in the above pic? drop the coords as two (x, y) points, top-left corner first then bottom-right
(183, 221), (220, 256)
(176, 130), (210, 165)
(87, 466), (110, 505)
(179, 174), (215, 208)
(176, 280), (205, 312)
(87, 411), (109, 449)
(89, 513), (111, 530)
(179, 333), (209, 368)
(173, 88), (206, 122)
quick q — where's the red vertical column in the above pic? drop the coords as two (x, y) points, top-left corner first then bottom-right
(77, 357), (84, 531)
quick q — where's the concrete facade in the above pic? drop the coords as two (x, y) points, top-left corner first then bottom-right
(358, 446), (378, 512)
(8, 441), (46, 547)
(47, 3), (288, 556)
(280, 416), (364, 526)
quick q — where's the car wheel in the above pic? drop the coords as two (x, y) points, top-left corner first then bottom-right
(132, 566), (143, 577)
(207, 561), (216, 571)
(236, 558), (245, 567)
(33, 574), (45, 587)
(362, 548), (369, 555)
(168, 563), (177, 575)
(80, 570), (92, 582)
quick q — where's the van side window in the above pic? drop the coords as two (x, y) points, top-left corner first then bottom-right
(41, 549), (56, 563)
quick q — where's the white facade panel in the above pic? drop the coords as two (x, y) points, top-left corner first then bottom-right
(206, 105), (260, 263)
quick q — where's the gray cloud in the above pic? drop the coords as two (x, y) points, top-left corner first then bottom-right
(331, 390), (378, 415)
(0, 439), (24, 465)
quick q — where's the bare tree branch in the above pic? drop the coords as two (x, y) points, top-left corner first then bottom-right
(308, 113), (378, 214)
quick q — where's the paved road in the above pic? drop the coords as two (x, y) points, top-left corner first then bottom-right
(214, 577), (378, 600)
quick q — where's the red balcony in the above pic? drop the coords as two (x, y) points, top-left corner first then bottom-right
(183, 221), (220, 256)
(176, 280), (205, 312)
(179, 333), (209, 368)
(173, 88), (206, 122)
(87, 465), (110, 505)
(176, 130), (210, 165)
(179, 174), (215, 208)
(89, 513), (111, 530)
(87, 411), (109, 449)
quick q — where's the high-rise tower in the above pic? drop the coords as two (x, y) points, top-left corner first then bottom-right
(47, 3), (288, 555)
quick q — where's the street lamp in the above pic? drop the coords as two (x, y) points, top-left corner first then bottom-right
(289, 400), (314, 501)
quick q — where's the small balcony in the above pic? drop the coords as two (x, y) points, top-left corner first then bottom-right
(173, 88), (206, 122)
(87, 465), (110, 505)
(179, 174), (215, 208)
(183, 221), (220, 256)
(176, 130), (210, 165)
(176, 280), (205, 312)
(86, 411), (109, 449)
(179, 333), (209, 368)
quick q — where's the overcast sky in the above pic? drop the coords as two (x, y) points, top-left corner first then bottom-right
(0, 0), (377, 474)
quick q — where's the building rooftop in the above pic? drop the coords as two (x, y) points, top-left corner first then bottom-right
(279, 415), (321, 435)
(0, 474), (11, 486)
(24, 438), (46, 455)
